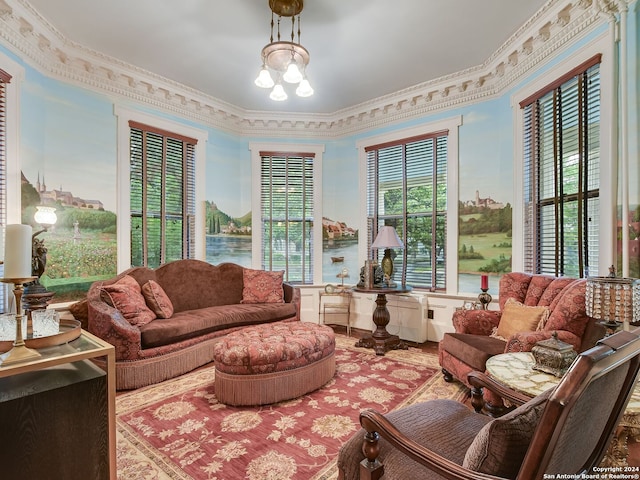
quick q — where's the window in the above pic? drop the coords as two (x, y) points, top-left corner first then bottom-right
(366, 132), (448, 289)
(521, 55), (601, 277)
(129, 121), (197, 268)
(0, 69), (11, 308)
(260, 151), (315, 283)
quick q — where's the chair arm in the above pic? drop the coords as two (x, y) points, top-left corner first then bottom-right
(283, 282), (301, 320)
(87, 287), (142, 361)
(505, 330), (580, 353)
(467, 371), (531, 406)
(359, 409), (503, 480)
(452, 309), (502, 336)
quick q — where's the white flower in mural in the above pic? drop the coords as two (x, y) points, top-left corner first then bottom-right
(359, 387), (395, 404)
(153, 401), (196, 421)
(311, 414), (356, 439)
(221, 411), (263, 432)
(246, 450), (297, 480)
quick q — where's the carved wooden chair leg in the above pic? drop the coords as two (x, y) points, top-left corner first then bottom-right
(470, 385), (484, 413)
(360, 430), (384, 480)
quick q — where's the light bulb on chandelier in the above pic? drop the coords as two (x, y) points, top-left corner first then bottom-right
(270, 82), (288, 101)
(255, 0), (313, 100)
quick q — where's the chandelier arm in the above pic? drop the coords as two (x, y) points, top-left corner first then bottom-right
(270, 11), (274, 44)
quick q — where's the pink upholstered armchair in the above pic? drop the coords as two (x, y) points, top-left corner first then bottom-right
(438, 272), (605, 413)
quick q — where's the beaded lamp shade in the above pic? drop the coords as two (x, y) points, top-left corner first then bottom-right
(585, 276), (640, 328)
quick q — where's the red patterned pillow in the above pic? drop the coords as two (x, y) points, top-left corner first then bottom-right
(100, 275), (156, 326)
(141, 280), (174, 318)
(241, 269), (285, 304)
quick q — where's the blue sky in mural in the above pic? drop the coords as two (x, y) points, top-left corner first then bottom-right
(21, 72), (117, 213)
(459, 100), (513, 206)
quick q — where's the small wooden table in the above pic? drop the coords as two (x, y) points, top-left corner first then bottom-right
(485, 352), (640, 467)
(353, 284), (412, 355)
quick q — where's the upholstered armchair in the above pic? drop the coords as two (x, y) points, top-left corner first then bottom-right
(438, 272), (605, 413)
(337, 329), (640, 480)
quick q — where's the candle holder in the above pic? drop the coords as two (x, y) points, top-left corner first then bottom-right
(0, 276), (40, 366)
(477, 288), (492, 310)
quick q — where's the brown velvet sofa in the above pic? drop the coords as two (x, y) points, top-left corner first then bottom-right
(87, 259), (300, 390)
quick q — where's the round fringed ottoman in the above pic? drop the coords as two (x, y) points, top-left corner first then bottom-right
(213, 322), (336, 406)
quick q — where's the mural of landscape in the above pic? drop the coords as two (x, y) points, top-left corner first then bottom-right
(204, 200), (359, 281)
(21, 171), (117, 302)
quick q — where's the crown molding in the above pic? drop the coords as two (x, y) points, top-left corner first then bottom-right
(0, 0), (623, 139)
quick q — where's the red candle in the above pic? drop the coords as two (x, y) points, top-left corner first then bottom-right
(481, 274), (489, 290)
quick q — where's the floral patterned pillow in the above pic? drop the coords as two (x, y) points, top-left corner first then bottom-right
(100, 274), (156, 326)
(141, 280), (174, 319)
(241, 269), (285, 304)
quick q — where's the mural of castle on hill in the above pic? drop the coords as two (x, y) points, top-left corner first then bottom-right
(20, 172), (117, 302)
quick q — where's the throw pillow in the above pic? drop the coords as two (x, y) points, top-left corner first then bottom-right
(141, 280), (174, 318)
(491, 297), (549, 341)
(241, 269), (285, 304)
(100, 275), (156, 326)
(463, 389), (551, 477)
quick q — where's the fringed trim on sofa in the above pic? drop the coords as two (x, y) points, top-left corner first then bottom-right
(214, 352), (336, 406)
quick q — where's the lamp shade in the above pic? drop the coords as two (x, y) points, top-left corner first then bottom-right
(585, 276), (640, 325)
(34, 205), (57, 227)
(371, 226), (404, 249)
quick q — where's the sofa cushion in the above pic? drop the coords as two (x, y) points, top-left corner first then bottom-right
(141, 280), (174, 318)
(463, 389), (551, 477)
(241, 269), (285, 304)
(100, 274), (156, 326)
(138, 302), (297, 348)
(492, 298), (549, 341)
(439, 333), (506, 371)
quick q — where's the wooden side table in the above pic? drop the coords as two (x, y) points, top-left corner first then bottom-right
(319, 290), (352, 336)
(353, 284), (412, 355)
(485, 352), (640, 468)
(0, 330), (116, 479)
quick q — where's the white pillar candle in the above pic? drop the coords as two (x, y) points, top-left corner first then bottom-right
(4, 224), (32, 279)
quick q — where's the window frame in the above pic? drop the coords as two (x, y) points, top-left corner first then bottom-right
(357, 116), (461, 294)
(250, 142), (324, 285)
(0, 53), (24, 311)
(511, 34), (614, 276)
(115, 106), (207, 272)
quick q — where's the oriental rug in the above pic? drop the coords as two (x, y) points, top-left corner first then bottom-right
(116, 334), (468, 480)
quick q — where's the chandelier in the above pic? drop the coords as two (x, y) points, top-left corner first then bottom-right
(254, 0), (314, 101)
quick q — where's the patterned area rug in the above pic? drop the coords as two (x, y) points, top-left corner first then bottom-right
(116, 334), (468, 480)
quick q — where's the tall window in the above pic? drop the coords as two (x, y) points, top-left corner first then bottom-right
(366, 132), (448, 289)
(260, 152), (315, 283)
(0, 69), (10, 308)
(521, 55), (600, 277)
(129, 121), (196, 268)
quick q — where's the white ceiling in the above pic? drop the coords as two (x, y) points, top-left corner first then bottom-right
(25, 0), (548, 114)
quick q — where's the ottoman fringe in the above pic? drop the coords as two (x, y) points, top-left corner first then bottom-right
(215, 352), (336, 406)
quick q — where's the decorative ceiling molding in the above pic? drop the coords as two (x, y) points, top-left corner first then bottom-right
(0, 0), (616, 139)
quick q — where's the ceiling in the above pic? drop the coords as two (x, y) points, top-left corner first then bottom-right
(25, 0), (548, 114)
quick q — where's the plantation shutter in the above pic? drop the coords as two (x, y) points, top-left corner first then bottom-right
(366, 132), (448, 289)
(522, 55), (600, 277)
(0, 69), (10, 308)
(260, 152), (314, 284)
(129, 122), (196, 268)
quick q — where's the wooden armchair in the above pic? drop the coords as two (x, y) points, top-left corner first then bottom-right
(337, 328), (640, 480)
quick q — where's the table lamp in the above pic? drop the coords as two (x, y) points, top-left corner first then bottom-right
(585, 268), (640, 334)
(371, 226), (404, 287)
